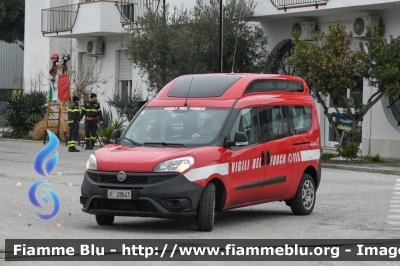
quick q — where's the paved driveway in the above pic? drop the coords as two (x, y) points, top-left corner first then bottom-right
(0, 139), (399, 266)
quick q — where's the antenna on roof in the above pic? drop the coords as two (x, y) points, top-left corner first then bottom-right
(184, 77), (194, 107)
(231, 11), (242, 73)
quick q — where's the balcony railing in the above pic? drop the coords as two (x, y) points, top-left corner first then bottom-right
(41, 0), (160, 34)
(270, 0), (328, 11)
(41, 4), (80, 34)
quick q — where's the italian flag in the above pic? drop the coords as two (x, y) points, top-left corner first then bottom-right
(49, 76), (58, 102)
(49, 75), (70, 101)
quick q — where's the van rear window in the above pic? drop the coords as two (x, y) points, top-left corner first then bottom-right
(245, 80), (304, 94)
(168, 75), (241, 97)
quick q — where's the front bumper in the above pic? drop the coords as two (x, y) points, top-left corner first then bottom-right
(81, 170), (204, 218)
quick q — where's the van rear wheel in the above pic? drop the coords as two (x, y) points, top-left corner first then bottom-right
(289, 173), (315, 215)
(95, 215), (114, 225)
(197, 183), (216, 232)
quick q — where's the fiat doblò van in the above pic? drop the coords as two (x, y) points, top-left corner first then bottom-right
(81, 73), (321, 231)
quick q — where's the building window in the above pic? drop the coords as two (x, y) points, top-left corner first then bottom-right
(269, 39), (295, 75)
(389, 35), (400, 126)
(118, 50), (133, 96)
(120, 80), (132, 98)
(122, 3), (134, 22)
(389, 97), (400, 126)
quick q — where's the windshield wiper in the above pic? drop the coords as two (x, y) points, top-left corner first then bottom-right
(124, 137), (142, 146)
(144, 142), (185, 147)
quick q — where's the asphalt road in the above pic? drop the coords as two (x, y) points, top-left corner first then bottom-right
(0, 138), (399, 266)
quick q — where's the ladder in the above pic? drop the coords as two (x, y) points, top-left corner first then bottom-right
(43, 55), (72, 145)
(43, 100), (69, 145)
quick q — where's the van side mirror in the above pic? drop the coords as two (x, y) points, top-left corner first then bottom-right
(225, 132), (248, 148)
(110, 129), (121, 143)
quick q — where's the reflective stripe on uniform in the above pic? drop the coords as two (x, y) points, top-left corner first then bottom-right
(67, 109), (79, 112)
(82, 108), (100, 112)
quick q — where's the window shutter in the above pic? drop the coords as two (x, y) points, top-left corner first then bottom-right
(118, 50), (132, 80)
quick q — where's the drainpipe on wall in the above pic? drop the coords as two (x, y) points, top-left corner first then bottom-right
(367, 86), (373, 156)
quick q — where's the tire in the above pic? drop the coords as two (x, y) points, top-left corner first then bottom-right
(197, 183), (216, 232)
(289, 173), (316, 215)
(95, 215), (114, 225)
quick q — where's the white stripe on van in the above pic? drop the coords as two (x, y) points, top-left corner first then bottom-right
(300, 149), (321, 162)
(185, 163), (229, 182)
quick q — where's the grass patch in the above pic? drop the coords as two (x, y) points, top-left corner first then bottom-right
(0, 114), (8, 127)
(23, 134), (33, 140)
(362, 154), (384, 163)
(321, 153), (338, 160)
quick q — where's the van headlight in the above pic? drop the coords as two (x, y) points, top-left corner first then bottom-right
(86, 154), (97, 170)
(153, 156), (195, 173)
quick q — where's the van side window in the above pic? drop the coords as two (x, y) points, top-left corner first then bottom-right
(290, 106), (312, 134)
(229, 108), (259, 148)
(245, 80), (304, 94)
(268, 106), (289, 141)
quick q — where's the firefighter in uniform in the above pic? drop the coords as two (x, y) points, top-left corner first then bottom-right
(67, 96), (81, 152)
(80, 93), (103, 150)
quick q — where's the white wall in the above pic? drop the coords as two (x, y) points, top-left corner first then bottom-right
(24, 0), (51, 85)
(260, 7), (400, 157)
(72, 36), (149, 119)
(254, 0), (400, 17)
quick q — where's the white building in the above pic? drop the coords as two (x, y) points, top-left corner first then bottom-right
(0, 41), (24, 113)
(251, 0), (400, 158)
(24, 0), (400, 158)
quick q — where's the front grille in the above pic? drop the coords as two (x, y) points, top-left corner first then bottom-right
(90, 199), (157, 212)
(87, 171), (177, 184)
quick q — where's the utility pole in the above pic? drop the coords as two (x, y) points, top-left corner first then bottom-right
(219, 0), (223, 73)
(163, 0), (165, 20)
(161, 0), (166, 88)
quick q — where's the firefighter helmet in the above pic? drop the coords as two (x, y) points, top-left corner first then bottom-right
(62, 53), (70, 62)
(51, 53), (59, 61)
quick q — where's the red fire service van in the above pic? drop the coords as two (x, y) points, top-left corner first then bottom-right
(81, 73), (321, 231)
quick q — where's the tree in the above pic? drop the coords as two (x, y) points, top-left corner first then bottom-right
(69, 56), (111, 100)
(287, 22), (368, 145)
(360, 25), (400, 114)
(0, 0), (24, 44)
(106, 88), (144, 122)
(121, 0), (270, 96)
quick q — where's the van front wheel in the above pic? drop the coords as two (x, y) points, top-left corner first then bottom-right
(289, 173), (315, 215)
(197, 183), (216, 232)
(96, 215), (114, 225)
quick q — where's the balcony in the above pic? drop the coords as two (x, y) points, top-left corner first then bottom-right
(41, 0), (159, 37)
(270, 0), (328, 12)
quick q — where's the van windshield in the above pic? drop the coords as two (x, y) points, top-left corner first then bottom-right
(121, 107), (230, 147)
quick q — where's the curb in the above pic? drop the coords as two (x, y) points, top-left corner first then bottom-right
(322, 163), (400, 176)
(0, 137), (42, 143)
(0, 137), (69, 144)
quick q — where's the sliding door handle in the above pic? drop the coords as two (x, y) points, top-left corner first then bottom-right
(261, 151), (265, 166)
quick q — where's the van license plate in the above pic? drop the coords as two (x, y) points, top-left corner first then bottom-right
(107, 190), (131, 199)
